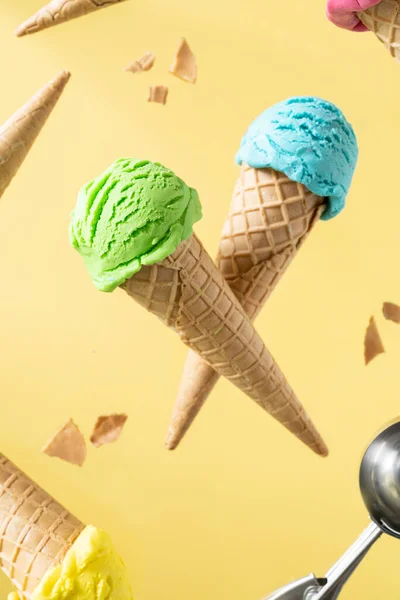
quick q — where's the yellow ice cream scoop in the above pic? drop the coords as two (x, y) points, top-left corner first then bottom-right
(32, 526), (133, 600)
(0, 454), (133, 600)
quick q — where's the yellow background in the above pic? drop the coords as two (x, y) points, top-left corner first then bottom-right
(0, 0), (400, 598)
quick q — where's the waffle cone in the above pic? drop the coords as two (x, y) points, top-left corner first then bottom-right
(166, 165), (325, 450)
(0, 454), (84, 599)
(359, 0), (400, 60)
(0, 70), (70, 201)
(15, 0), (127, 37)
(121, 232), (328, 456)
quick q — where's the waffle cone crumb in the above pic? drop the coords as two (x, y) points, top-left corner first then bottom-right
(42, 419), (87, 466)
(169, 38), (197, 83)
(148, 85), (168, 104)
(124, 51), (155, 73)
(90, 414), (128, 448)
(364, 316), (385, 365)
(382, 302), (400, 324)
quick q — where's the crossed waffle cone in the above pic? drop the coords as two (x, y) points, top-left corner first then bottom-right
(118, 165), (328, 456)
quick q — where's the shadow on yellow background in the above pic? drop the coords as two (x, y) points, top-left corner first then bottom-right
(1, 0), (400, 598)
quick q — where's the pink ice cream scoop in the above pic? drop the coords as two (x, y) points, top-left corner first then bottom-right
(326, 0), (381, 31)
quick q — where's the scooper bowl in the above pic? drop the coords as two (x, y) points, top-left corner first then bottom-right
(360, 420), (400, 538)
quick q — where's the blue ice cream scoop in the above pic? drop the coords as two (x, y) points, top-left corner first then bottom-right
(236, 97), (358, 220)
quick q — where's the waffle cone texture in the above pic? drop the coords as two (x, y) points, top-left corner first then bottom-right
(0, 455), (84, 599)
(359, 0), (400, 60)
(121, 230), (328, 456)
(166, 165), (325, 450)
(15, 0), (128, 37)
(0, 70), (70, 201)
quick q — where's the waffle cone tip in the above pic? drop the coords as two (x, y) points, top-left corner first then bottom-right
(289, 417), (328, 457)
(52, 69), (71, 85)
(305, 428), (329, 457)
(165, 409), (206, 450)
(45, 69), (71, 96)
(165, 428), (183, 450)
(15, 22), (29, 37)
(316, 440), (329, 457)
(165, 410), (199, 450)
(165, 434), (177, 451)
(15, 13), (41, 38)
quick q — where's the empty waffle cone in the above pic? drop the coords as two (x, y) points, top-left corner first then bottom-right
(122, 232), (328, 456)
(166, 165), (325, 450)
(15, 0), (128, 37)
(0, 454), (84, 600)
(359, 0), (400, 60)
(0, 70), (70, 201)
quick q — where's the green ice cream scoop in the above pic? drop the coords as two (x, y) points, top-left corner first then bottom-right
(70, 158), (202, 292)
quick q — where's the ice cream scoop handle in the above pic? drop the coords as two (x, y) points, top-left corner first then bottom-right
(263, 522), (381, 600)
(307, 522), (382, 599)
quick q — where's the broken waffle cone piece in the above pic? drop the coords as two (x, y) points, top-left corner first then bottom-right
(166, 164), (325, 450)
(15, 0), (128, 37)
(383, 301), (400, 323)
(148, 85), (168, 104)
(359, 0), (400, 62)
(124, 51), (155, 73)
(0, 454), (84, 599)
(122, 233), (328, 457)
(169, 38), (197, 83)
(42, 419), (87, 466)
(0, 70), (70, 201)
(364, 316), (385, 365)
(90, 414), (128, 447)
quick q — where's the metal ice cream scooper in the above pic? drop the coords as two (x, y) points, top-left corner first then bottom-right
(264, 420), (400, 599)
